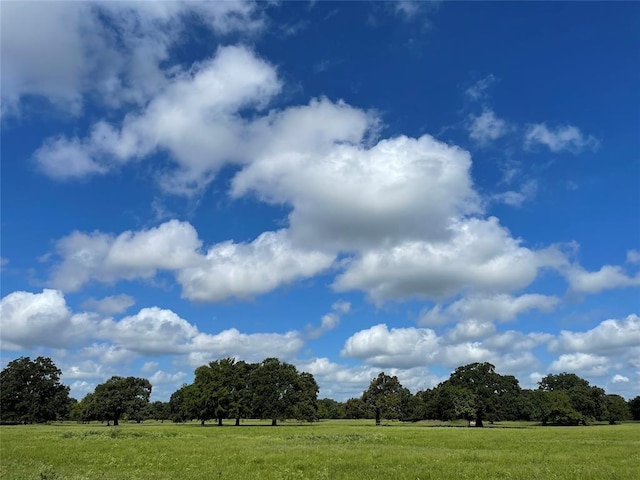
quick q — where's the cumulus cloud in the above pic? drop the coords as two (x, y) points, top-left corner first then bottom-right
(566, 265), (640, 294)
(468, 109), (510, 145)
(333, 217), (566, 303)
(549, 353), (610, 377)
(419, 293), (560, 327)
(524, 123), (599, 153)
(34, 45), (282, 191)
(0, 289), (100, 349)
(233, 132), (480, 251)
(492, 179), (538, 207)
(81, 294), (135, 315)
(49, 220), (202, 291)
(1, 1), (264, 116)
(548, 314), (640, 355)
(177, 229), (335, 302)
(611, 374), (629, 383)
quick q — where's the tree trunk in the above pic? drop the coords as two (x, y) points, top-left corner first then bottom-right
(271, 418), (277, 426)
(475, 413), (483, 427)
(201, 419), (205, 426)
(218, 417), (223, 427)
(235, 417), (240, 426)
(113, 417), (119, 426)
(375, 408), (381, 426)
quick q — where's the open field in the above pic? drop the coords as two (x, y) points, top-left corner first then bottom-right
(1, 420), (639, 480)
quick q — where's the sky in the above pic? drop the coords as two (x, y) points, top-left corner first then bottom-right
(1, 1), (639, 403)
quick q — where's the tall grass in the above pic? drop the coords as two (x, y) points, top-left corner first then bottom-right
(1, 420), (638, 479)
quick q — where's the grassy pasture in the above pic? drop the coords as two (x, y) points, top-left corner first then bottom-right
(1, 420), (639, 480)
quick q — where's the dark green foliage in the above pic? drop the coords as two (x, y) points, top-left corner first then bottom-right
(90, 376), (152, 426)
(317, 398), (345, 419)
(629, 396), (640, 420)
(0, 356), (72, 424)
(538, 372), (607, 424)
(362, 372), (410, 425)
(605, 395), (631, 424)
(444, 362), (521, 427)
(344, 397), (370, 419)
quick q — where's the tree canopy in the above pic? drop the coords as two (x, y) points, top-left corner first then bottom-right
(0, 356), (72, 424)
(88, 376), (152, 426)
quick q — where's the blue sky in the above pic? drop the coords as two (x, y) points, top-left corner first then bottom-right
(1, 1), (639, 402)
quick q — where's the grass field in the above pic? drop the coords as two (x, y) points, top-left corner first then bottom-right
(1, 420), (639, 479)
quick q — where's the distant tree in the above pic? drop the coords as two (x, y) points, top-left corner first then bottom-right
(169, 384), (193, 422)
(362, 372), (410, 425)
(527, 390), (582, 426)
(445, 362), (521, 427)
(344, 397), (369, 419)
(251, 358), (311, 426)
(629, 396), (640, 421)
(538, 373), (606, 423)
(91, 376), (152, 426)
(291, 372), (319, 422)
(143, 401), (171, 422)
(317, 398), (345, 419)
(0, 356), (72, 424)
(604, 395), (631, 424)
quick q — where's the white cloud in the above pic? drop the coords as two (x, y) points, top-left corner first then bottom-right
(49, 220), (202, 292)
(443, 319), (496, 344)
(419, 293), (560, 327)
(1, 1), (264, 116)
(566, 265), (640, 294)
(105, 307), (199, 355)
(549, 353), (610, 377)
(188, 329), (303, 366)
(0, 289), (99, 349)
(34, 45), (282, 192)
(524, 123), (599, 153)
(492, 179), (538, 207)
(465, 74), (497, 101)
(548, 314), (640, 355)
(468, 109), (510, 145)
(233, 132), (480, 251)
(149, 370), (187, 385)
(611, 374), (629, 383)
(177, 229), (335, 302)
(341, 324), (439, 368)
(306, 301), (351, 339)
(333, 217), (566, 303)
(81, 294), (135, 315)
(626, 249), (640, 264)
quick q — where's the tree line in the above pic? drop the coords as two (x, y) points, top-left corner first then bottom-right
(2, 356), (638, 427)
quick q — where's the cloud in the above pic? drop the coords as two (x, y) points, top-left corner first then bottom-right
(524, 123), (599, 153)
(34, 45), (282, 192)
(176, 229), (335, 302)
(0, 289), (100, 349)
(492, 179), (538, 207)
(566, 265), (640, 294)
(233, 132), (481, 251)
(468, 109), (510, 145)
(419, 293), (560, 327)
(611, 374), (629, 383)
(333, 217), (567, 303)
(1, 1), (264, 116)
(465, 74), (497, 101)
(81, 294), (135, 315)
(548, 314), (640, 355)
(549, 353), (610, 377)
(49, 220), (202, 292)
(306, 301), (351, 339)
(626, 249), (640, 264)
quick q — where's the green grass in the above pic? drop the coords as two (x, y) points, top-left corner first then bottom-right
(1, 420), (639, 479)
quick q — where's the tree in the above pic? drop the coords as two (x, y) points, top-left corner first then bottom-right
(250, 358), (307, 426)
(445, 362), (521, 427)
(91, 376), (152, 426)
(0, 356), (72, 424)
(362, 372), (409, 426)
(538, 373), (606, 423)
(629, 396), (640, 421)
(604, 395), (631, 424)
(317, 398), (345, 419)
(344, 397), (369, 419)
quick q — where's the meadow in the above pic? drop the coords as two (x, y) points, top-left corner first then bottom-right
(1, 420), (638, 480)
